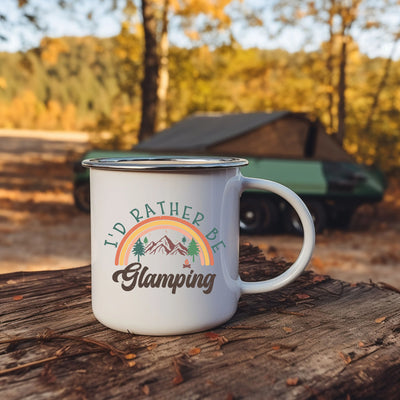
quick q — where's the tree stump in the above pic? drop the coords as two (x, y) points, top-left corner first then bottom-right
(1, 244), (399, 399)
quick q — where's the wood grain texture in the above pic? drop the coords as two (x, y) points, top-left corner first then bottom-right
(1, 244), (399, 399)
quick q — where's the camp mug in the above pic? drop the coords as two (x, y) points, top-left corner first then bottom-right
(82, 156), (315, 335)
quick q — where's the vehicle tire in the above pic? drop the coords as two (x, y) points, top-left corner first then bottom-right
(74, 182), (90, 213)
(283, 200), (327, 235)
(329, 208), (356, 229)
(240, 197), (278, 234)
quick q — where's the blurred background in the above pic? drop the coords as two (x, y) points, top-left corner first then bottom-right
(0, 0), (399, 286)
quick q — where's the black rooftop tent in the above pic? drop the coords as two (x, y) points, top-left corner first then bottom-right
(135, 111), (353, 162)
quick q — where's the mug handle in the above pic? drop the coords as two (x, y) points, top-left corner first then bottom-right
(239, 176), (315, 294)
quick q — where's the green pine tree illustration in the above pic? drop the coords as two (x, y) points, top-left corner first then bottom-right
(132, 238), (145, 262)
(187, 238), (199, 262)
(182, 236), (187, 244)
(143, 237), (148, 245)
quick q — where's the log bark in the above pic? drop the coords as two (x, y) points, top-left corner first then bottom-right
(1, 244), (399, 399)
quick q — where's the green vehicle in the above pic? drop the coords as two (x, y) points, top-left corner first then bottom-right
(74, 112), (386, 234)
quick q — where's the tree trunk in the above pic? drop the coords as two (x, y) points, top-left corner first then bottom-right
(138, 0), (159, 142)
(336, 1), (361, 146)
(337, 35), (347, 146)
(326, 1), (335, 135)
(364, 38), (399, 134)
(157, 0), (170, 131)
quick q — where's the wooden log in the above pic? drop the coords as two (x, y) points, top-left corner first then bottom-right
(1, 244), (399, 399)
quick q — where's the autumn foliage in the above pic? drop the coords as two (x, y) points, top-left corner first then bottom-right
(0, 33), (399, 172)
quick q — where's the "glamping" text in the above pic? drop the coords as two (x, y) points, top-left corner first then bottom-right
(112, 262), (216, 294)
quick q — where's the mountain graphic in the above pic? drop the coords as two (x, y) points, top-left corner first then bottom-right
(145, 235), (188, 256)
(170, 242), (188, 256)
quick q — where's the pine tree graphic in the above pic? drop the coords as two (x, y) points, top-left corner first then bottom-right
(132, 238), (145, 262)
(187, 238), (199, 262)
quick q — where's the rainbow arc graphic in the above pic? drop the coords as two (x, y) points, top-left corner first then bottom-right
(115, 216), (214, 266)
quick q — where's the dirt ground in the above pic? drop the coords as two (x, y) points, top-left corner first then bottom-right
(1, 129), (399, 287)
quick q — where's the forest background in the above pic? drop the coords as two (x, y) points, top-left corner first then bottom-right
(0, 0), (399, 173)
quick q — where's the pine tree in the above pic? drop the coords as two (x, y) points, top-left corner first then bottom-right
(187, 238), (199, 262)
(132, 238), (145, 262)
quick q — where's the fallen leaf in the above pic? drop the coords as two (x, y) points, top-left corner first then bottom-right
(172, 358), (184, 385)
(283, 326), (292, 333)
(358, 341), (365, 348)
(124, 353), (136, 360)
(172, 374), (183, 385)
(13, 295), (23, 301)
(141, 384), (150, 396)
(339, 352), (352, 364)
(271, 345), (281, 350)
(375, 316), (386, 324)
(147, 343), (158, 351)
(212, 351), (224, 357)
(205, 332), (228, 348)
(188, 347), (201, 356)
(127, 360), (136, 368)
(217, 336), (229, 349)
(295, 293), (310, 300)
(205, 332), (221, 340)
(286, 377), (299, 386)
(312, 275), (328, 283)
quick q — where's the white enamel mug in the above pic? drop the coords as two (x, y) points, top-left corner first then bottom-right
(82, 157), (315, 335)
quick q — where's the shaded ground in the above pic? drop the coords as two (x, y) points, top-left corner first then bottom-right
(0, 130), (91, 271)
(0, 129), (399, 287)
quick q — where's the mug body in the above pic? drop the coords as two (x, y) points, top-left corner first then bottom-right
(86, 157), (247, 335)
